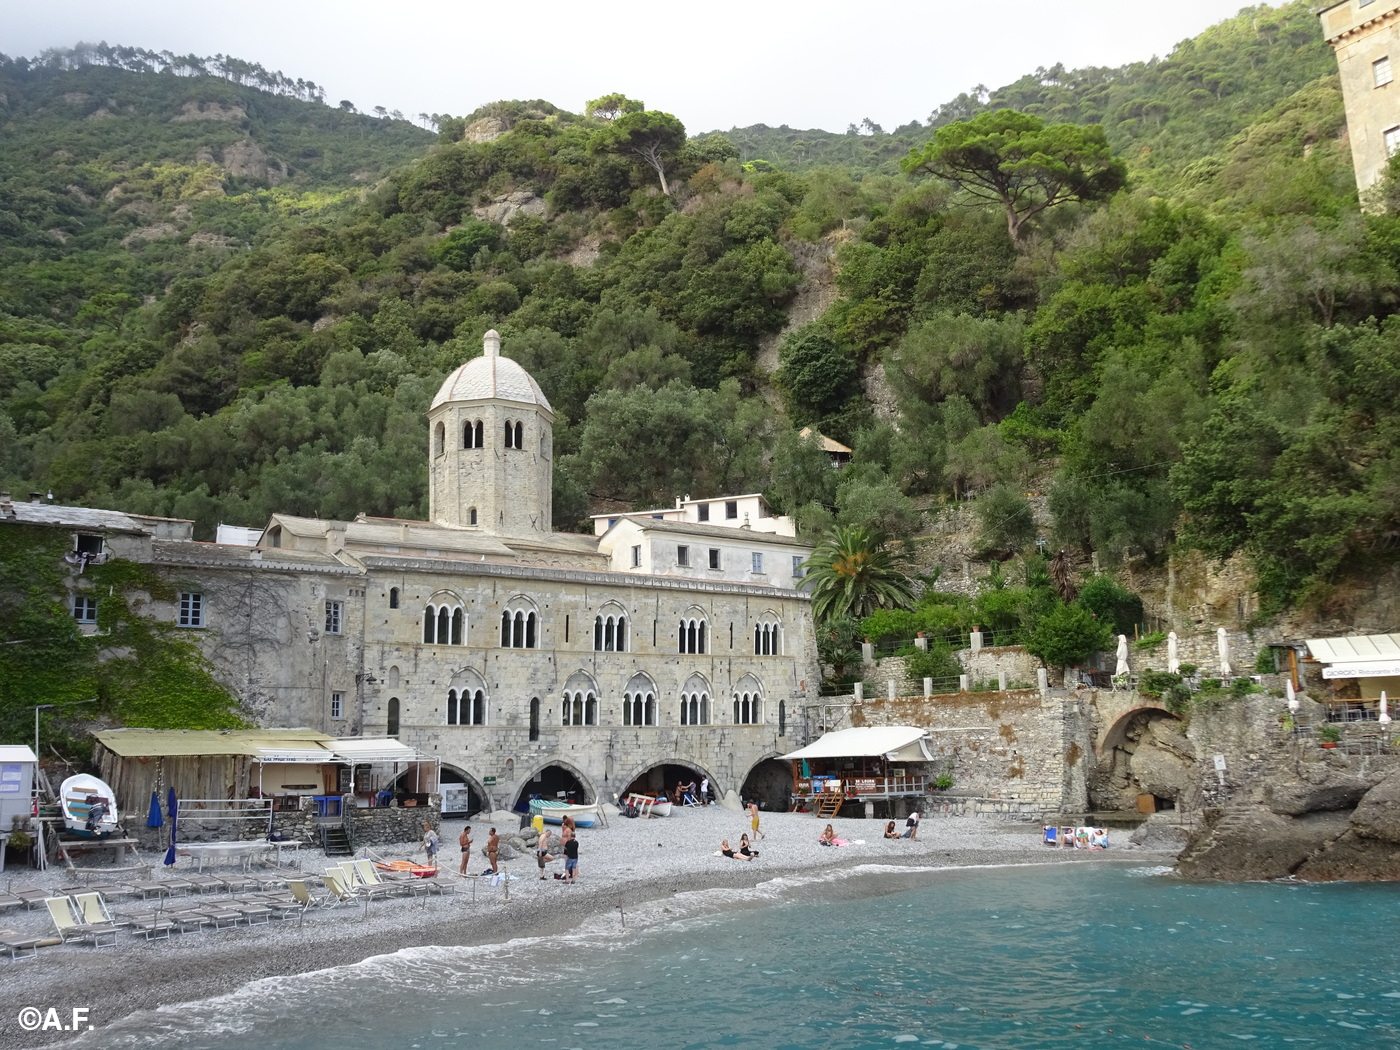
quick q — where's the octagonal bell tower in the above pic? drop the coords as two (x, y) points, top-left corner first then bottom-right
(428, 330), (554, 536)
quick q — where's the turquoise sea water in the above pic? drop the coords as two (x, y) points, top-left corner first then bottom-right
(86, 863), (1400, 1049)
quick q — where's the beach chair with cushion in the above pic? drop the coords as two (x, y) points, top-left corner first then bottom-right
(354, 859), (418, 898)
(1042, 826), (1058, 847)
(1059, 827), (1075, 850)
(44, 897), (119, 947)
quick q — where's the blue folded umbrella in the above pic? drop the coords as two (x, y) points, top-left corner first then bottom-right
(146, 791), (163, 828)
(163, 788), (178, 866)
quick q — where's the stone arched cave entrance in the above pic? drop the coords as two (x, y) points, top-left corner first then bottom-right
(740, 758), (791, 813)
(438, 766), (487, 817)
(513, 764), (590, 812)
(621, 762), (710, 802)
(1091, 708), (1195, 814)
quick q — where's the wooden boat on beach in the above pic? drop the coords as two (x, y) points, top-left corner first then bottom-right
(624, 793), (672, 817)
(528, 798), (600, 828)
(59, 773), (121, 838)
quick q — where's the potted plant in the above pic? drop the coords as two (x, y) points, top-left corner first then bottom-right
(1317, 723), (1341, 748)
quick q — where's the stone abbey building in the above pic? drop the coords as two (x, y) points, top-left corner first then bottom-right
(5, 332), (821, 813)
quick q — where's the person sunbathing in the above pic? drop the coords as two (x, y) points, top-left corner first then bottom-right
(720, 839), (754, 860)
(883, 820), (900, 839)
(738, 834), (759, 858)
(818, 824), (837, 846)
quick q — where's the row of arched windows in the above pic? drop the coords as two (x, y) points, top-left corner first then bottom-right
(679, 617), (707, 654)
(595, 614), (627, 652)
(432, 419), (526, 454)
(562, 689), (599, 726)
(755, 622), (781, 655)
(424, 603), (464, 645)
(446, 687), (486, 725)
(680, 690), (711, 726)
(501, 610), (538, 648)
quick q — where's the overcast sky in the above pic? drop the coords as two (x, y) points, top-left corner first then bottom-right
(4, 2), (1287, 133)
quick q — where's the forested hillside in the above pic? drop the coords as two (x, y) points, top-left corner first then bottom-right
(2, 1), (1397, 618)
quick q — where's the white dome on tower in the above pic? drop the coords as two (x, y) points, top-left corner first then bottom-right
(430, 330), (552, 413)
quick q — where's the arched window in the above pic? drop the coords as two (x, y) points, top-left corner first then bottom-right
(434, 421), (445, 456)
(562, 672), (600, 727)
(529, 697), (540, 741)
(622, 673), (657, 727)
(389, 587), (399, 610)
(504, 419), (516, 448)
(754, 619), (781, 656)
(474, 420), (483, 447)
(778, 698), (786, 737)
(514, 421), (524, 449)
(468, 507), (478, 526)
(447, 670), (488, 726)
(387, 697), (400, 737)
(679, 674), (710, 725)
(593, 609), (628, 653)
(423, 600), (465, 645)
(500, 599), (539, 649)
(732, 675), (764, 725)
(463, 421), (475, 448)
(679, 615), (707, 654)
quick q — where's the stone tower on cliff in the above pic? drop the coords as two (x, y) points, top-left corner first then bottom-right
(427, 330), (554, 536)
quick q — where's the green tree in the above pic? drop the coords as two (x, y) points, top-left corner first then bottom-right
(901, 109), (1126, 246)
(800, 524), (916, 624)
(1025, 601), (1112, 667)
(590, 110), (687, 195)
(585, 93), (644, 122)
(974, 484), (1036, 557)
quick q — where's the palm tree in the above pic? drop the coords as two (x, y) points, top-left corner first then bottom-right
(800, 525), (915, 624)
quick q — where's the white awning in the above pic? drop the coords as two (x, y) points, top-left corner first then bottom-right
(780, 726), (930, 761)
(329, 739), (422, 764)
(1307, 634), (1400, 678)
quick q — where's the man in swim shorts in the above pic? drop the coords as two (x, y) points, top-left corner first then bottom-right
(748, 800), (765, 839)
(536, 826), (555, 879)
(458, 825), (473, 875)
(486, 827), (500, 874)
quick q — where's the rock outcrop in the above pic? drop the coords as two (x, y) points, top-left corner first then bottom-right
(222, 140), (286, 185)
(472, 191), (546, 225)
(171, 101), (247, 123)
(462, 116), (506, 143)
(1179, 768), (1400, 881)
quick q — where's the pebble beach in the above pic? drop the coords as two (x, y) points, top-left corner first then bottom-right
(0, 807), (1172, 1049)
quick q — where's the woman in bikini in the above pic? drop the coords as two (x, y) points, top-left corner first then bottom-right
(818, 823), (837, 846)
(738, 833), (759, 859)
(883, 820), (900, 840)
(720, 839), (753, 860)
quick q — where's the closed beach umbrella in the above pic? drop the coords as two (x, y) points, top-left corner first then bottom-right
(1382, 690), (1392, 725)
(1115, 635), (1130, 678)
(1167, 631), (1179, 674)
(163, 788), (178, 867)
(146, 790), (162, 828)
(1286, 679), (1300, 712)
(1217, 627), (1231, 677)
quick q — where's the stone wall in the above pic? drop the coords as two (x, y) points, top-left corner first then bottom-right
(807, 689), (1088, 817)
(129, 797), (441, 854)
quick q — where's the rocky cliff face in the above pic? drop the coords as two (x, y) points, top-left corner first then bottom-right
(1177, 749), (1400, 881)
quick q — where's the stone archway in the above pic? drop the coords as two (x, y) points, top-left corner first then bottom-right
(1090, 708), (1195, 813)
(438, 763), (488, 817)
(740, 755), (791, 812)
(512, 760), (595, 811)
(618, 760), (716, 803)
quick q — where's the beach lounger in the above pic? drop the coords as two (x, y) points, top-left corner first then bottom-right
(72, 892), (120, 927)
(1059, 827), (1075, 849)
(353, 859), (417, 898)
(0, 894), (24, 913)
(117, 910), (179, 940)
(45, 897), (119, 947)
(185, 905), (244, 930)
(179, 874), (226, 894)
(215, 874), (258, 894)
(1042, 826), (1059, 847)
(0, 929), (45, 960)
(288, 879), (322, 910)
(322, 869), (372, 915)
(16, 888), (51, 910)
(227, 901), (274, 925)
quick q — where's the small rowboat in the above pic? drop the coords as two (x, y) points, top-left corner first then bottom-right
(59, 773), (121, 838)
(625, 793), (672, 818)
(529, 798), (599, 828)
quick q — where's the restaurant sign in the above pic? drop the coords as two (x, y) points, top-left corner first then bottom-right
(1321, 662), (1400, 679)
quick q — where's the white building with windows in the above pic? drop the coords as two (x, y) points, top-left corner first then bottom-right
(2, 332), (821, 813)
